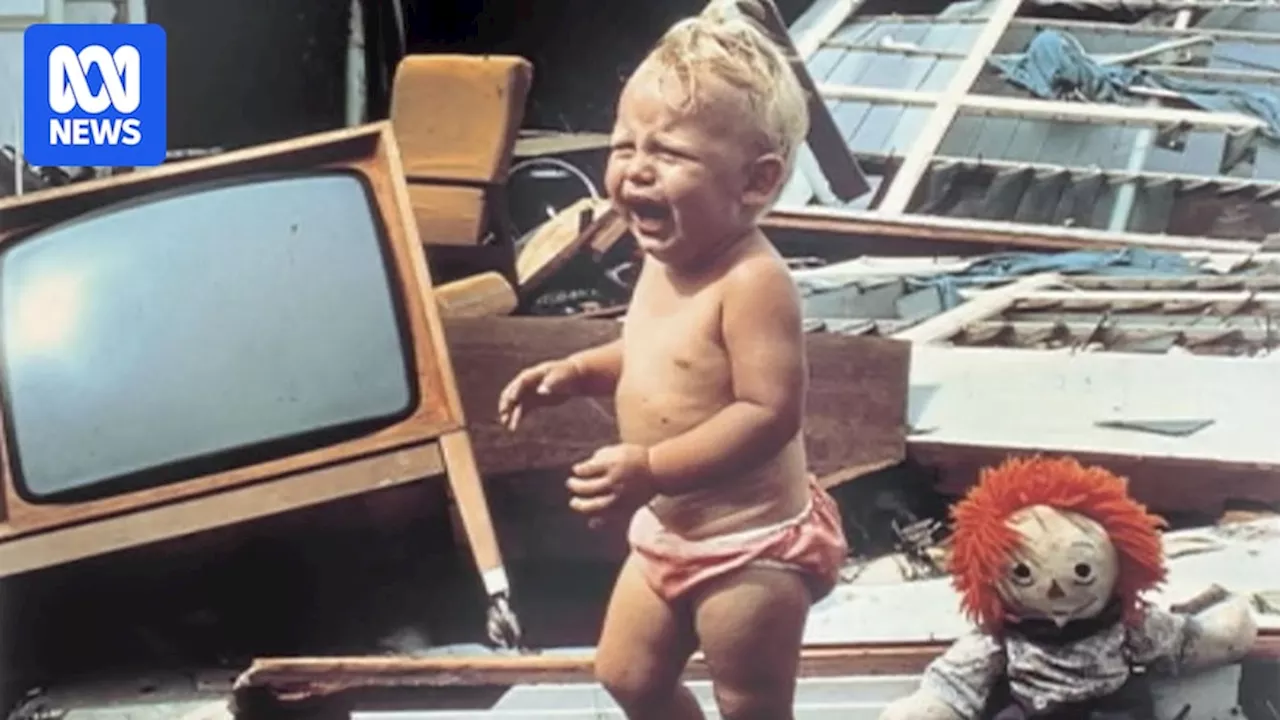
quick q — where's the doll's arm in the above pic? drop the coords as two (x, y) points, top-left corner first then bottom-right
(880, 632), (1006, 720)
(1128, 588), (1258, 675)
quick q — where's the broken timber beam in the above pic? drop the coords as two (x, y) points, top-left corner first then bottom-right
(231, 636), (1280, 717)
(703, 0), (871, 201)
(514, 197), (628, 300)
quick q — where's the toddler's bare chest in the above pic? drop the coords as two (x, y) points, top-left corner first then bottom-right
(621, 303), (728, 384)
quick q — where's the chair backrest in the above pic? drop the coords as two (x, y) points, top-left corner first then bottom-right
(389, 54), (534, 247)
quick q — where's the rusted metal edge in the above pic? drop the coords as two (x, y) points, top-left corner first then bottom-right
(234, 634), (1280, 699)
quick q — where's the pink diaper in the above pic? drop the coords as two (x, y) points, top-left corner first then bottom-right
(627, 478), (849, 602)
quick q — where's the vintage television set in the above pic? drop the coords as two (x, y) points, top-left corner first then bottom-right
(0, 123), (517, 632)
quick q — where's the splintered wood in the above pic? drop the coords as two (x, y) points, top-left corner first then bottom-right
(515, 197), (627, 298)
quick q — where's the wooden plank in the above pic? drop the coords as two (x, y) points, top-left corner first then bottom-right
(959, 93), (1263, 131)
(1145, 63), (1280, 83)
(762, 204), (1260, 253)
(893, 272), (1064, 343)
(875, 0), (1032, 214)
(514, 131), (611, 159)
(817, 85), (1268, 132)
(233, 636), (1280, 706)
(955, 320), (1280, 348)
(910, 440), (1280, 518)
(234, 644), (943, 694)
(440, 430), (511, 601)
(965, 289), (1280, 304)
(515, 198), (624, 297)
(443, 316), (910, 481)
(1066, 275), (1280, 291)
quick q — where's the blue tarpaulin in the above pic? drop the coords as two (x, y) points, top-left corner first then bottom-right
(987, 29), (1280, 141)
(907, 247), (1200, 309)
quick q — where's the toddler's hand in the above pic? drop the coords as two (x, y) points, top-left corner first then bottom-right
(497, 358), (582, 430)
(566, 444), (654, 527)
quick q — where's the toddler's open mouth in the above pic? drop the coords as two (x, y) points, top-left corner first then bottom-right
(625, 198), (672, 235)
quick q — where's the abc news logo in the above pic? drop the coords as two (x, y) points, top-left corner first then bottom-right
(48, 44), (143, 147)
(23, 23), (167, 167)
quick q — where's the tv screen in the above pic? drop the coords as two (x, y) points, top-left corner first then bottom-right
(0, 171), (417, 503)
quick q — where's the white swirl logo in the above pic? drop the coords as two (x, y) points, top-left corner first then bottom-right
(47, 44), (141, 115)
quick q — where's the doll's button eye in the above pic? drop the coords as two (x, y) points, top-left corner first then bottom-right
(1011, 562), (1033, 584)
(1074, 563), (1093, 580)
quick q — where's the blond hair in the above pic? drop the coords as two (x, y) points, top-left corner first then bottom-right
(640, 9), (810, 174)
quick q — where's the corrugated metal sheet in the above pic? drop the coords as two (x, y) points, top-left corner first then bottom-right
(936, 115), (1274, 181)
(912, 161), (1280, 236)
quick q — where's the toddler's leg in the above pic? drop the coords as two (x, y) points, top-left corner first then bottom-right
(595, 553), (705, 720)
(691, 566), (811, 720)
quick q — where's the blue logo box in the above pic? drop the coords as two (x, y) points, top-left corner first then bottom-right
(23, 23), (167, 168)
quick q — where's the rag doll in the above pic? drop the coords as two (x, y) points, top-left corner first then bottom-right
(880, 455), (1258, 720)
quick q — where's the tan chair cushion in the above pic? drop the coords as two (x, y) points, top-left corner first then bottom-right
(390, 55), (533, 246)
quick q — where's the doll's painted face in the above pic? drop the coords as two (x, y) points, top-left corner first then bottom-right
(999, 505), (1119, 626)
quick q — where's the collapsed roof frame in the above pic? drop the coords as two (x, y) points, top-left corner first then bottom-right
(783, 0), (1280, 250)
(895, 270), (1280, 353)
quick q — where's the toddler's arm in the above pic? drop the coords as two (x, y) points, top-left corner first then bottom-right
(565, 338), (625, 396)
(498, 338), (623, 430)
(645, 257), (806, 493)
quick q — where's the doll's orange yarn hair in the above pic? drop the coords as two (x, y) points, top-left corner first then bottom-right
(949, 455), (1167, 634)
